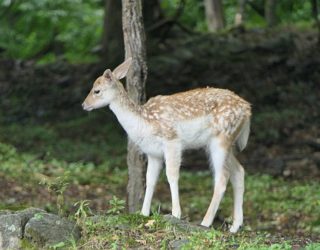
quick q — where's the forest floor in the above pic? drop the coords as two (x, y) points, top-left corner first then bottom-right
(0, 27), (320, 249)
(0, 129), (319, 249)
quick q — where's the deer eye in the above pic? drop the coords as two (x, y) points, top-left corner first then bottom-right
(94, 90), (100, 95)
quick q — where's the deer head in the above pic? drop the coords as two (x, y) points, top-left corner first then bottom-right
(82, 58), (132, 111)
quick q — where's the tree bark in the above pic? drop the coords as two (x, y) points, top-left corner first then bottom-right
(204, 0), (225, 32)
(235, 0), (247, 26)
(265, 0), (277, 27)
(102, 0), (123, 67)
(122, 0), (148, 213)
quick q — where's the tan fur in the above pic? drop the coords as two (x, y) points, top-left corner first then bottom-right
(141, 88), (251, 140)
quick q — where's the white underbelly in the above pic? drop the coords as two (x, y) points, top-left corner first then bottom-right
(129, 116), (213, 156)
(137, 136), (164, 157)
(177, 116), (212, 149)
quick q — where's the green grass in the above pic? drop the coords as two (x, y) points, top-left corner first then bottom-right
(75, 212), (319, 249)
(0, 113), (127, 164)
(0, 118), (319, 249)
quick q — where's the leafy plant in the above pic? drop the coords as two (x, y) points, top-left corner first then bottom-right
(74, 199), (92, 224)
(107, 196), (126, 215)
(40, 171), (70, 216)
(50, 241), (66, 250)
(0, 0), (103, 63)
(0, 142), (17, 161)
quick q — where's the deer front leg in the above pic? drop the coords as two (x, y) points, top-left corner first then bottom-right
(164, 141), (182, 219)
(141, 155), (163, 216)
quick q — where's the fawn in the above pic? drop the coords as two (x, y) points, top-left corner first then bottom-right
(82, 58), (251, 233)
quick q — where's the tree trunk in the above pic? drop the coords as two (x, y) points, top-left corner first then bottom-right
(122, 0), (148, 213)
(235, 0), (247, 26)
(204, 0), (225, 32)
(265, 0), (277, 27)
(102, 0), (123, 67)
(311, 0), (320, 45)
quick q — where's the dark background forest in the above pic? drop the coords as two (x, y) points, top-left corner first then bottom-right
(0, 0), (319, 249)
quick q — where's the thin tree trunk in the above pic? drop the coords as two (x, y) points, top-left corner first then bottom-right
(204, 0), (225, 32)
(311, 0), (320, 45)
(122, 0), (148, 213)
(235, 0), (247, 26)
(102, 0), (123, 66)
(265, 0), (277, 27)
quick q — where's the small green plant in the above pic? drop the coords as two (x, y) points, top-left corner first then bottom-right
(107, 196), (126, 215)
(40, 171), (70, 216)
(34, 213), (44, 220)
(74, 199), (92, 224)
(0, 142), (17, 161)
(50, 241), (65, 250)
(67, 236), (78, 250)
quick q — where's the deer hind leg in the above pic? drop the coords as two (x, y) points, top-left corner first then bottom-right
(228, 152), (245, 233)
(141, 155), (163, 216)
(201, 137), (230, 227)
(164, 141), (182, 219)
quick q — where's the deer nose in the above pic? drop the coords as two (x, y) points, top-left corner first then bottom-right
(82, 102), (86, 109)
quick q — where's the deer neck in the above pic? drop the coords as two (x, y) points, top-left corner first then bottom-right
(109, 84), (147, 140)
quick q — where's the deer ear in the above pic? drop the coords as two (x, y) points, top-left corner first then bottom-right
(103, 69), (113, 81)
(112, 57), (132, 80)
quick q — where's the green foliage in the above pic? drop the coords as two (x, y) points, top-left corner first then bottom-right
(0, 141), (126, 189)
(50, 241), (66, 250)
(277, 1), (313, 25)
(0, 138), (319, 248)
(160, 0), (315, 32)
(0, 0), (317, 62)
(182, 230), (293, 250)
(40, 171), (70, 216)
(0, 115), (126, 164)
(1, 136), (319, 235)
(161, 0), (207, 32)
(306, 243), (320, 250)
(76, 212), (316, 249)
(253, 108), (304, 143)
(0, 142), (17, 161)
(41, 171), (70, 195)
(74, 200), (92, 225)
(0, 0), (103, 63)
(78, 213), (174, 249)
(107, 196), (126, 215)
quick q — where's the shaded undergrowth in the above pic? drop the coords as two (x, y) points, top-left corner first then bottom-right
(0, 132), (319, 248)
